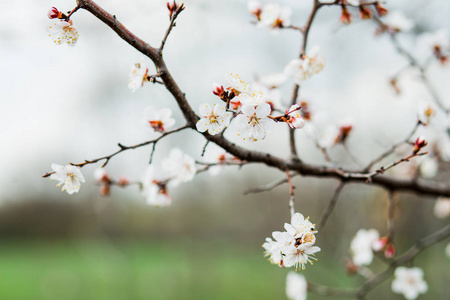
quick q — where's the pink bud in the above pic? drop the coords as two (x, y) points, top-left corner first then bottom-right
(100, 184), (110, 196)
(340, 7), (352, 24)
(167, 0), (179, 18)
(413, 136), (427, 154)
(359, 6), (372, 20)
(48, 7), (61, 19)
(212, 83), (225, 98)
(117, 176), (129, 187)
(375, 3), (388, 16)
(384, 243), (395, 258)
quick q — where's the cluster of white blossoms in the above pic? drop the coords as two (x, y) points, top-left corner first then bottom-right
(128, 59), (149, 92)
(248, 2), (292, 30)
(392, 267), (428, 300)
(263, 213), (320, 270)
(284, 46), (325, 83)
(50, 164), (85, 194)
(143, 106), (175, 133)
(286, 272), (307, 300)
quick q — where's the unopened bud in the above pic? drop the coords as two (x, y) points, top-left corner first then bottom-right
(413, 136), (427, 154)
(100, 184), (110, 196)
(248, 1), (262, 20)
(375, 2), (388, 16)
(117, 176), (129, 187)
(340, 7), (352, 24)
(48, 7), (62, 19)
(384, 243), (395, 258)
(359, 6), (372, 20)
(212, 83), (225, 99)
(167, 0), (179, 18)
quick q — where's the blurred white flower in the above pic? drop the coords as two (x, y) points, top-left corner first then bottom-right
(162, 148), (196, 185)
(417, 29), (449, 61)
(50, 164), (85, 195)
(259, 4), (292, 29)
(419, 157), (439, 179)
(196, 103), (231, 135)
(252, 82), (282, 111)
(417, 102), (436, 125)
(383, 10), (414, 31)
(391, 267), (428, 300)
(350, 229), (380, 266)
(142, 166), (171, 207)
(437, 135), (450, 162)
(128, 60), (148, 92)
(285, 46), (325, 83)
(94, 168), (110, 182)
(48, 20), (79, 47)
(258, 72), (287, 89)
(247, 1), (262, 16)
(433, 197), (450, 219)
(286, 104), (306, 129)
(143, 107), (175, 133)
(203, 144), (236, 176)
(234, 103), (272, 141)
(286, 272), (307, 300)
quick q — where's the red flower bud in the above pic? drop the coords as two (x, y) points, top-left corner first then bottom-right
(117, 176), (129, 187)
(384, 243), (395, 258)
(212, 83), (225, 98)
(413, 136), (427, 154)
(359, 6), (372, 20)
(375, 3), (388, 16)
(340, 7), (352, 24)
(167, 1), (179, 18)
(48, 7), (62, 19)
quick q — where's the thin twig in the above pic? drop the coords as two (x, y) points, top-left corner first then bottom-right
(244, 173), (298, 195)
(159, 3), (185, 56)
(316, 181), (345, 231)
(42, 126), (189, 177)
(387, 191), (395, 243)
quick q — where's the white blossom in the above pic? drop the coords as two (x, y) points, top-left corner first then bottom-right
(258, 72), (287, 89)
(50, 164), (85, 195)
(287, 104), (305, 129)
(284, 213), (317, 239)
(143, 106), (175, 133)
(227, 73), (252, 98)
(247, 1), (262, 15)
(94, 168), (110, 182)
(391, 267), (428, 300)
(433, 197), (450, 219)
(350, 229), (380, 266)
(259, 4), (292, 29)
(284, 243), (321, 270)
(162, 148), (196, 185)
(48, 20), (79, 47)
(383, 10), (414, 32)
(286, 272), (307, 300)
(419, 157), (439, 179)
(128, 60), (148, 92)
(285, 46), (325, 83)
(263, 231), (295, 266)
(234, 102), (272, 141)
(196, 103), (231, 135)
(417, 29), (449, 59)
(142, 166), (171, 207)
(417, 103), (436, 125)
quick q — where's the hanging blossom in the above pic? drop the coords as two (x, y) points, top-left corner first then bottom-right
(196, 102), (231, 135)
(162, 148), (196, 186)
(142, 166), (172, 207)
(263, 213), (320, 270)
(48, 20), (79, 47)
(417, 103), (436, 125)
(143, 106), (175, 133)
(350, 228), (380, 266)
(49, 164), (85, 195)
(391, 267), (428, 300)
(284, 46), (325, 83)
(128, 59), (149, 92)
(286, 272), (307, 300)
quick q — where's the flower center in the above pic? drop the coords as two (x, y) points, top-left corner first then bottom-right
(150, 120), (165, 132)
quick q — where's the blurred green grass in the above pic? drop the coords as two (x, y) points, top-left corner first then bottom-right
(0, 238), (355, 300)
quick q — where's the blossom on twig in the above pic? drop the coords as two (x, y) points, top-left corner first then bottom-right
(196, 103), (231, 135)
(143, 107), (175, 133)
(284, 46), (325, 83)
(48, 20), (79, 47)
(391, 267), (428, 300)
(49, 164), (85, 194)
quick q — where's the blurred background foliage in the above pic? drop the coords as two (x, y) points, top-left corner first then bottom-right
(0, 0), (449, 299)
